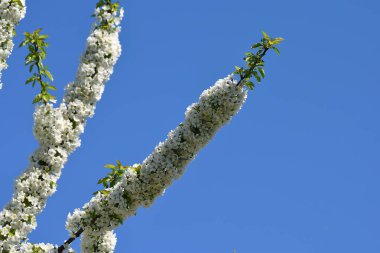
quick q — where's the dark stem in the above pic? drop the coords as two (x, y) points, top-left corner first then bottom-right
(33, 44), (45, 91)
(34, 44), (43, 85)
(57, 227), (84, 253)
(33, 43), (48, 105)
(236, 47), (269, 87)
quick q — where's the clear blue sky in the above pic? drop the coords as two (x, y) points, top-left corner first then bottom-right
(1, 0), (380, 252)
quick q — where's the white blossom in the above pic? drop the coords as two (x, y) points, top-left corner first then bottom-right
(0, 0), (26, 89)
(17, 242), (75, 253)
(66, 75), (247, 250)
(81, 230), (116, 253)
(0, 2), (252, 252)
(0, 6), (123, 251)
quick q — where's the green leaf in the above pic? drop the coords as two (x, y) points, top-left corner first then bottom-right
(253, 71), (261, 82)
(104, 164), (116, 169)
(32, 94), (42, 104)
(100, 190), (110, 195)
(262, 31), (270, 41)
(45, 69), (53, 81)
(19, 41), (27, 48)
(25, 76), (36, 84)
(272, 47), (281, 55)
(251, 43), (262, 49)
(234, 66), (241, 71)
(245, 81), (254, 90)
(34, 28), (42, 35)
(47, 85), (56, 91)
(97, 178), (107, 184)
(40, 51), (46, 59)
(49, 181), (57, 189)
(48, 94), (56, 101)
(271, 37), (284, 45)
(258, 68), (265, 78)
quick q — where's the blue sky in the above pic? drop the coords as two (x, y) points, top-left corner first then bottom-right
(1, 0), (380, 252)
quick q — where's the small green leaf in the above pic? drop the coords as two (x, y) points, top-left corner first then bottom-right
(100, 190), (110, 195)
(25, 76), (36, 84)
(251, 43), (262, 49)
(253, 71), (261, 82)
(262, 31), (270, 41)
(258, 68), (265, 78)
(45, 69), (53, 81)
(271, 37), (284, 45)
(246, 81), (254, 90)
(272, 47), (281, 55)
(32, 94), (42, 104)
(47, 85), (56, 91)
(19, 41), (27, 48)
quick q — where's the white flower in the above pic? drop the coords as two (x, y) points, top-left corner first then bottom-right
(0, 4), (124, 251)
(66, 76), (247, 251)
(0, 0), (26, 89)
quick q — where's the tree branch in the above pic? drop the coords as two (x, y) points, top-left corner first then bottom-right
(64, 75), (247, 250)
(57, 227), (83, 253)
(236, 47), (269, 87)
(0, 4), (124, 251)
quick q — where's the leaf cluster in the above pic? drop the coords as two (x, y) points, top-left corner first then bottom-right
(94, 160), (141, 196)
(234, 31), (283, 90)
(93, 0), (121, 31)
(31, 246), (45, 253)
(19, 29), (56, 104)
(9, 0), (24, 8)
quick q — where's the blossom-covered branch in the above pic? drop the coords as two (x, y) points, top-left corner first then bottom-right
(0, 2), (124, 251)
(60, 32), (283, 251)
(0, 0), (26, 89)
(64, 75), (247, 252)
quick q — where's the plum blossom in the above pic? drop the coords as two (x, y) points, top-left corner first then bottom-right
(0, 0), (26, 89)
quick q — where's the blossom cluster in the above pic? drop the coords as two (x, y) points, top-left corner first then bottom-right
(93, 1), (124, 31)
(66, 75), (247, 251)
(0, 0), (26, 89)
(0, 5), (123, 252)
(81, 230), (116, 253)
(18, 242), (73, 253)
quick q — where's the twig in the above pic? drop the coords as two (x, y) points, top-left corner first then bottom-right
(57, 227), (84, 253)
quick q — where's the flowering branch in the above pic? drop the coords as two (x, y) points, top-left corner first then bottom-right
(63, 75), (247, 252)
(0, 1), (124, 251)
(0, 0), (284, 251)
(59, 32), (283, 251)
(0, 0), (26, 89)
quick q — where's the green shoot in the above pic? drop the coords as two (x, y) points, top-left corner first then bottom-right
(94, 160), (141, 196)
(234, 31), (284, 90)
(20, 29), (56, 104)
